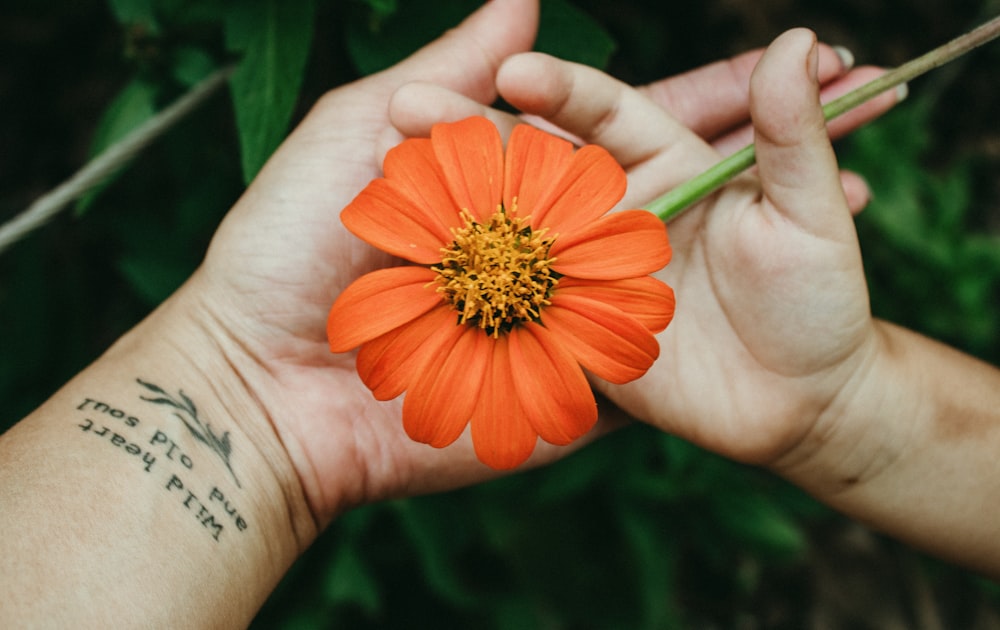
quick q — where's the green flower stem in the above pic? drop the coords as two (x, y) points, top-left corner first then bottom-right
(646, 14), (1000, 223)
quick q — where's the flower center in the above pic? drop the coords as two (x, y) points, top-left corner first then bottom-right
(433, 205), (558, 337)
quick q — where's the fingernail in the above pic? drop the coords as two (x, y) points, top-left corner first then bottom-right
(832, 45), (855, 72)
(858, 173), (873, 204)
(895, 82), (909, 102)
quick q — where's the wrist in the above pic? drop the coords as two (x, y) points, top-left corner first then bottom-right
(769, 319), (919, 498)
(769, 320), (1000, 573)
(120, 273), (320, 551)
(91, 272), (322, 605)
(0, 272), (317, 626)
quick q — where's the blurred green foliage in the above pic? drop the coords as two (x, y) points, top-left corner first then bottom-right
(1, 0), (999, 627)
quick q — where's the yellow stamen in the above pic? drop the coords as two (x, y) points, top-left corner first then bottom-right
(433, 204), (558, 336)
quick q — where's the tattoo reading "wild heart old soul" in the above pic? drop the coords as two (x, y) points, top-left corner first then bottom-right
(71, 379), (249, 543)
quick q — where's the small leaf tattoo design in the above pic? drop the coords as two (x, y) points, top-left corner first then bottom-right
(137, 378), (242, 488)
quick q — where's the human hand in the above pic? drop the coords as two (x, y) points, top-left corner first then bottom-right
(170, 0), (543, 529)
(174, 2), (897, 532)
(392, 29), (902, 469)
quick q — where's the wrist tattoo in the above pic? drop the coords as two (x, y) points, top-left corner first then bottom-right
(72, 379), (250, 543)
(136, 378), (241, 488)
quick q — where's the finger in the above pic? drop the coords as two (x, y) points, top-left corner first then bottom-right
(841, 170), (871, 215)
(713, 65), (906, 155)
(388, 82), (520, 139)
(496, 52), (720, 200)
(311, 0), (538, 128)
(750, 28), (853, 239)
(379, 0), (540, 105)
(637, 43), (850, 141)
(380, 82), (524, 163)
(274, 0), (539, 187)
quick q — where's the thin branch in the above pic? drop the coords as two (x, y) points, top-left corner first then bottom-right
(0, 65), (234, 254)
(646, 14), (1000, 223)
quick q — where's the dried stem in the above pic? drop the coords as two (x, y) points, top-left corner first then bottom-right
(0, 66), (234, 254)
(646, 14), (1000, 223)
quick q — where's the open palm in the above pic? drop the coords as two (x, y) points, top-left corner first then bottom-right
(183, 0), (895, 525)
(484, 33), (886, 468)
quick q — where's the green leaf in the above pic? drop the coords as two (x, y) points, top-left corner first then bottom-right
(170, 45), (217, 86)
(711, 492), (807, 559)
(536, 0), (616, 69)
(361, 0), (398, 18)
(117, 254), (192, 306)
(325, 544), (381, 615)
(76, 78), (159, 214)
(345, 0), (478, 76)
(392, 498), (479, 607)
(224, 0), (316, 183)
(344, 0), (617, 77)
(155, 0), (224, 27)
(86, 78), (160, 152)
(620, 506), (682, 628)
(108, 0), (159, 31)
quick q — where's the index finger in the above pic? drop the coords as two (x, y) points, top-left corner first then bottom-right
(496, 52), (721, 205)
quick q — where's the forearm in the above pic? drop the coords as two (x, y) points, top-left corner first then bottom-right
(0, 282), (316, 627)
(776, 320), (1000, 575)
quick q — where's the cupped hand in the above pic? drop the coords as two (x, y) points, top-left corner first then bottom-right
(181, 0), (897, 528)
(184, 0), (543, 527)
(392, 29), (901, 467)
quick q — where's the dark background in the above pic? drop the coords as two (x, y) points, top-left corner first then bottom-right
(2, 0), (999, 627)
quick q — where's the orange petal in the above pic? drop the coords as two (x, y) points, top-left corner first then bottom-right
(470, 335), (538, 469)
(529, 144), (626, 235)
(502, 124), (574, 220)
(431, 117), (504, 223)
(382, 137), (464, 233)
(508, 324), (597, 445)
(402, 324), (490, 448)
(341, 178), (452, 264)
(356, 305), (457, 400)
(541, 293), (660, 384)
(550, 209), (672, 280)
(327, 266), (441, 352)
(557, 277), (676, 333)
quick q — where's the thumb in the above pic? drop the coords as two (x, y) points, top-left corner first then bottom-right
(750, 29), (853, 240)
(383, 0), (540, 105)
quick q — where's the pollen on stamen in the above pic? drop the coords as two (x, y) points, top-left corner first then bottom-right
(433, 205), (559, 337)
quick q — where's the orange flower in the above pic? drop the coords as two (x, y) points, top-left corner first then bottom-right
(327, 116), (674, 469)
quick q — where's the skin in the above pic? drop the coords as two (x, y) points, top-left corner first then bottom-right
(6, 0), (970, 625)
(410, 31), (1000, 574)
